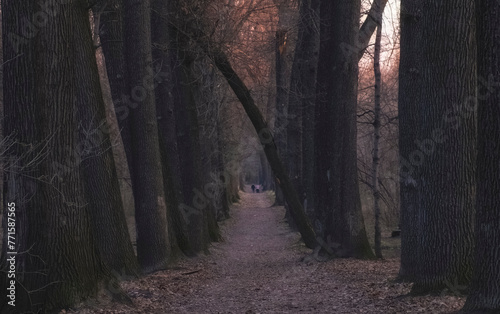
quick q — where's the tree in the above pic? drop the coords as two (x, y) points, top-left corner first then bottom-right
(99, 0), (134, 175)
(77, 1), (139, 276)
(152, 0), (195, 256)
(410, 0), (476, 293)
(314, 0), (374, 258)
(397, 0), (423, 282)
(462, 0), (500, 310)
(123, 0), (171, 273)
(371, 0), (383, 259)
(1, 1), (114, 311)
(272, 3), (293, 207)
(287, 0), (320, 217)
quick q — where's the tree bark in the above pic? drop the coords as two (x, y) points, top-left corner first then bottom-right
(411, 0), (476, 294)
(1, 1), (109, 311)
(171, 48), (211, 253)
(314, 0), (374, 258)
(123, 0), (171, 273)
(151, 0), (194, 256)
(462, 0), (500, 310)
(273, 28), (289, 207)
(76, 6), (139, 276)
(397, 0), (424, 282)
(99, 0), (134, 176)
(287, 0), (320, 217)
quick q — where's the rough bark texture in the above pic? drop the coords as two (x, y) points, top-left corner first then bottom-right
(76, 5), (139, 276)
(1, 1), (107, 311)
(463, 0), (500, 310)
(397, 0), (423, 282)
(411, 0), (476, 294)
(124, 0), (170, 273)
(314, 0), (374, 258)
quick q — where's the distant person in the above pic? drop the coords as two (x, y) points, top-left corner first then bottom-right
(251, 184), (255, 193)
(256, 185), (260, 193)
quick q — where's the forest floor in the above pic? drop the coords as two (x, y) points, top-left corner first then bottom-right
(71, 189), (465, 314)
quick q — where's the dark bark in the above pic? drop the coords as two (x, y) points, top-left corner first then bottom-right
(314, 0), (374, 258)
(151, 0), (194, 256)
(397, 0), (424, 282)
(76, 3), (139, 276)
(124, 0), (171, 273)
(411, 0), (476, 294)
(1, 1), (108, 311)
(462, 0), (500, 310)
(273, 29), (288, 207)
(99, 0), (134, 175)
(171, 48), (211, 253)
(288, 0), (320, 216)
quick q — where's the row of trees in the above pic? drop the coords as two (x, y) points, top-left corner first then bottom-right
(0, 0), (247, 311)
(0, 0), (498, 312)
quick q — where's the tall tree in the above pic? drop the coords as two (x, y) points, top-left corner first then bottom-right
(152, 0), (195, 256)
(463, 0), (500, 310)
(314, 0), (373, 258)
(411, 0), (476, 294)
(77, 2), (139, 276)
(99, 0), (134, 175)
(397, 0), (424, 282)
(123, 0), (171, 272)
(371, 2), (383, 259)
(287, 0), (320, 216)
(1, 1), (112, 311)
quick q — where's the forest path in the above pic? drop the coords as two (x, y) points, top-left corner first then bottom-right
(173, 188), (319, 313)
(75, 189), (464, 313)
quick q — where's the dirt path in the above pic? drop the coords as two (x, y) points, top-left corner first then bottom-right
(172, 189), (314, 313)
(74, 190), (465, 314)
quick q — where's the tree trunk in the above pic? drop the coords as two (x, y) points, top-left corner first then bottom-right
(76, 7), (139, 276)
(151, 0), (194, 257)
(289, 0), (320, 217)
(123, 0), (170, 273)
(397, 0), (424, 282)
(462, 0), (500, 310)
(171, 48), (211, 253)
(314, 0), (374, 258)
(411, 0), (476, 294)
(372, 9), (383, 259)
(1, 1), (109, 311)
(273, 28), (289, 207)
(357, 0), (389, 60)
(99, 0), (134, 176)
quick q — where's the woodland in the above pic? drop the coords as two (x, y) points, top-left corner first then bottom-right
(0, 0), (499, 313)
